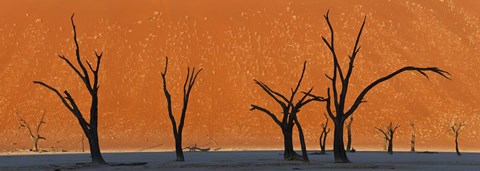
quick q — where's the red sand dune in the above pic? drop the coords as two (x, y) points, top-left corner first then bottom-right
(0, 0), (479, 152)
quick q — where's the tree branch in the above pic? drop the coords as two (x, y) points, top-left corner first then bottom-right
(179, 67), (202, 135)
(339, 16), (366, 112)
(325, 88), (336, 120)
(253, 79), (288, 108)
(250, 105), (282, 127)
(33, 81), (74, 112)
(289, 61), (307, 108)
(345, 66), (450, 118)
(35, 111), (47, 138)
(375, 127), (389, 140)
(70, 14), (92, 91)
(58, 55), (84, 79)
(63, 90), (90, 130)
(161, 56), (178, 137)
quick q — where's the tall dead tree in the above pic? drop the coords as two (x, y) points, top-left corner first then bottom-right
(451, 122), (464, 156)
(375, 122), (400, 155)
(346, 116), (353, 152)
(16, 111), (46, 152)
(410, 121), (415, 152)
(161, 56), (202, 161)
(250, 61), (326, 162)
(315, 10), (450, 163)
(33, 14), (107, 164)
(319, 113), (330, 154)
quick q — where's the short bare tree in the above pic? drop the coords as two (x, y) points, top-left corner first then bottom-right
(16, 111), (46, 152)
(410, 121), (415, 152)
(346, 116), (353, 152)
(33, 14), (107, 164)
(250, 61), (326, 162)
(319, 113), (330, 155)
(375, 122), (400, 155)
(315, 10), (450, 162)
(161, 56), (202, 161)
(451, 122), (465, 156)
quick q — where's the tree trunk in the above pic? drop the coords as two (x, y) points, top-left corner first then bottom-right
(387, 138), (393, 155)
(175, 135), (185, 161)
(320, 133), (326, 154)
(32, 137), (39, 152)
(282, 129), (297, 160)
(410, 136), (415, 152)
(87, 131), (106, 164)
(81, 134), (85, 152)
(346, 127), (352, 152)
(410, 122), (415, 152)
(322, 133), (327, 154)
(333, 120), (350, 163)
(455, 136), (461, 156)
(295, 118), (309, 162)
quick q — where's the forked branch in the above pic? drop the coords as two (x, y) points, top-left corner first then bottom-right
(346, 67), (450, 118)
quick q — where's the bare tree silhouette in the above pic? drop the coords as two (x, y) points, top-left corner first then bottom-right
(410, 121), (415, 152)
(375, 122), (400, 155)
(16, 110), (46, 152)
(33, 14), (107, 164)
(346, 116), (353, 152)
(81, 134), (85, 152)
(316, 10), (450, 163)
(250, 61), (326, 162)
(161, 56), (202, 161)
(451, 122), (465, 156)
(319, 113), (330, 155)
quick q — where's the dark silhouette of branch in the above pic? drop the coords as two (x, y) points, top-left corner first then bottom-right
(451, 121), (465, 156)
(250, 105), (282, 127)
(318, 10), (450, 163)
(32, 14), (106, 164)
(319, 113), (330, 154)
(250, 61), (325, 162)
(410, 121), (415, 152)
(375, 122), (400, 155)
(345, 67), (450, 118)
(15, 110), (47, 152)
(161, 56), (202, 161)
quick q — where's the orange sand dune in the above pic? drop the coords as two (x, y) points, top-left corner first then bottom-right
(0, 0), (479, 152)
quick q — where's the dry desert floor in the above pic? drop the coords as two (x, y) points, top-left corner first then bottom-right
(1, 151), (479, 170)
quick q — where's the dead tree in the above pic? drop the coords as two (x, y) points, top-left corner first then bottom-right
(33, 14), (107, 164)
(346, 116), (353, 152)
(451, 122), (464, 156)
(410, 121), (415, 152)
(315, 10), (450, 163)
(183, 144), (210, 152)
(375, 122), (400, 155)
(161, 56), (202, 161)
(250, 61), (326, 162)
(81, 134), (85, 152)
(16, 111), (46, 152)
(319, 113), (330, 154)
